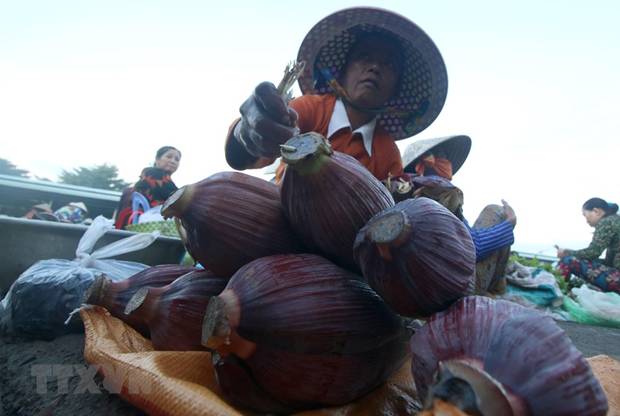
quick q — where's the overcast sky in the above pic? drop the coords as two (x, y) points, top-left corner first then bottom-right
(1, 0), (618, 256)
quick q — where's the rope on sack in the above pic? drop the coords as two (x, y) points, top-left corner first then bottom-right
(65, 304), (95, 326)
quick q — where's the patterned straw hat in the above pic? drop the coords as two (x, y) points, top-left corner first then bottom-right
(402, 135), (472, 174)
(297, 7), (448, 140)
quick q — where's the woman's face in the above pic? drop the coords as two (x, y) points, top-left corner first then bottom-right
(341, 36), (402, 109)
(583, 207), (604, 227)
(155, 149), (181, 174)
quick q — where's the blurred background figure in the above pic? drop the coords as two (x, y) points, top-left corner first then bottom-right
(54, 202), (89, 224)
(557, 198), (620, 294)
(22, 202), (58, 222)
(115, 146), (181, 229)
(400, 135), (517, 295)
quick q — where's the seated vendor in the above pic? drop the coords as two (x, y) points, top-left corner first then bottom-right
(400, 135), (517, 295)
(556, 198), (620, 294)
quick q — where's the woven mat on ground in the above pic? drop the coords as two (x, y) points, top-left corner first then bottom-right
(80, 306), (420, 416)
(588, 355), (620, 416)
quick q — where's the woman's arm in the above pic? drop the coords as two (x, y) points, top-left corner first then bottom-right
(566, 218), (614, 260)
(465, 220), (515, 262)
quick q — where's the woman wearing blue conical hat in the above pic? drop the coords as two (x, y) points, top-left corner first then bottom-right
(401, 135), (517, 295)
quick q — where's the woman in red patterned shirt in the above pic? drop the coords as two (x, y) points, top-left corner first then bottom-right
(114, 146), (181, 229)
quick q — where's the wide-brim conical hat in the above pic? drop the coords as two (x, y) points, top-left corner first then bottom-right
(68, 202), (88, 212)
(297, 7), (448, 140)
(402, 135), (472, 174)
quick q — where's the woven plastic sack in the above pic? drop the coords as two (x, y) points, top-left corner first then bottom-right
(587, 355), (620, 414)
(82, 307), (620, 416)
(0, 216), (158, 339)
(563, 285), (620, 328)
(80, 306), (421, 416)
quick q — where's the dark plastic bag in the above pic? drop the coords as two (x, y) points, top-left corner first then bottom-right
(0, 216), (158, 339)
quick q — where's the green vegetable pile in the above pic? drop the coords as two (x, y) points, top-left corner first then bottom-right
(509, 252), (568, 294)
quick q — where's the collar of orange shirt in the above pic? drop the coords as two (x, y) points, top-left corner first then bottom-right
(327, 98), (377, 156)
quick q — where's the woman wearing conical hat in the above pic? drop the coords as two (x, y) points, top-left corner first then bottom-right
(401, 135), (517, 295)
(224, 7), (448, 184)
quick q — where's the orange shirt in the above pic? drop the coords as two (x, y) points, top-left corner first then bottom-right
(226, 94), (404, 182)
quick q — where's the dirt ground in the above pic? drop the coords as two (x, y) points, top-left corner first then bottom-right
(1, 321), (619, 416)
(0, 333), (144, 416)
(556, 321), (620, 359)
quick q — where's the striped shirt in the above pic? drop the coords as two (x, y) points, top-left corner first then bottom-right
(464, 219), (515, 262)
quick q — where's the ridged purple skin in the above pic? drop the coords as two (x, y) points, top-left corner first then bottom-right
(217, 253), (408, 412)
(144, 271), (227, 351)
(226, 253), (405, 355)
(89, 264), (201, 335)
(411, 296), (609, 416)
(242, 335), (408, 411)
(353, 197), (475, 317)
(178, 171), (302, 278)
(411, 175), (456, 189)
(281, 151), (394, 271)
(212, 353), (290, 414)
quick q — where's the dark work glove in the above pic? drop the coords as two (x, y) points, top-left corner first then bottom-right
(234, 82), (299, 159)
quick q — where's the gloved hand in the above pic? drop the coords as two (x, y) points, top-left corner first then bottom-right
(234, 82), (299, 159)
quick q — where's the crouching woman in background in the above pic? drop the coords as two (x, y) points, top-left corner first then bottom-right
(556, 198), (620, 294)
(397, 135), (517, 296)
